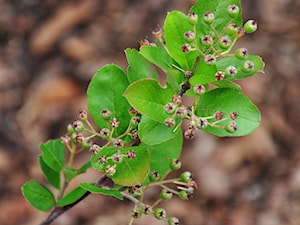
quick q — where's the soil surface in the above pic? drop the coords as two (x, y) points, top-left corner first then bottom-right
(0, 0), (300, 225)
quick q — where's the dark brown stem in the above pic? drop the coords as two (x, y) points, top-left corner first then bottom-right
(39, 175), (113, 225)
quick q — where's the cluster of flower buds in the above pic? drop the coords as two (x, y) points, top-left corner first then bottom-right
(164, 95), (189, 128)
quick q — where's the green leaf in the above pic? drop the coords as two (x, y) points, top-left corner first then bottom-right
(22, 180), (55, 211)
(164, 11), (199, 70)
(216, 55), (265, 79)
(91, 145), (150, 186)
(56, 186), (87, 207)
(39, 156), (60, 190)
(189, 61), (217, 85)
(87, 65), (131, 136)
(63, 162), (91, 182)
(196, 88), (261, 137)
(147, 128), (183, 180)
(40, 139), (65, 172)
(138, 115), (181, 145)
(125, 48), (159, 83)
(80, 182), (123, 200)
(211, 79), (241, 90)
(190, 0), (242, 53)
(124, 79), (175, 123)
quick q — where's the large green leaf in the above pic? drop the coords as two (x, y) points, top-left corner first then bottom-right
(216, 55), (265, 79)
(189, 61), (217, 85)
(22, 180), (55, 212)
(91, 145), (150, 186)
(164, 11), (199, 70)
(40, 139), (65, 172)
(80, 182), (123, 200)
(39, 156), (60, 190)
(196, 88), (261, 137)
(87, 65), (131, 136)
(124, 79), (175, 124)
(56, 186), (87, 207)
(125, 48), (159, 83)
(138, 115), (181, 145)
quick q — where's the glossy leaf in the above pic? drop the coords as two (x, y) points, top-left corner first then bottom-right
(125, 48), (159, 83)
(124, 79), (175, 124)
(22, 180), (55, 212)
(40, 139), (65, 172)
(211, 79), (241, 90)
(164, 11), (199, 70)
(39, 156), (60, 190)
(91, 145), (150, 186)
(56, 186), (87, 207)
(63, 162), (91, 182)
(87, 65), (131, 136)
(216, 55), (265, 79)
(80, 182), (123, 200)
(138, 115), (181, 145)
(196, 88), (260, 137)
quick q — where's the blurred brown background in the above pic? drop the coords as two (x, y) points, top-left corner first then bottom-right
(0, 0), (299, 225)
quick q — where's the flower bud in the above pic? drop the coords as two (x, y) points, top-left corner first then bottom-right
(196, 117), (208, 129)
(225, 121), (238, 133)
(230, 112), (238, 120)
(180, 171), (192, 182)
(126, 149), (136, 159)
(164, 102), (177, 114)
(143, 205), (152, 215)
(165, 118), (175, 128)
(227, 5), (240, 18)
(204, 54), (216, 65)
(178, 190), (189, 200)
(169, 159), (181, 170)
(235, 47), (248, 60)
(184, 129), (195, 139)
(168, 217), (180, 225)
(154, 208), (167, 220)
(219, 35), (231, 49)
(187, 12), (198, 25)
(67, 123), (75, 135)
(184, 31), (195, 42)
(193, 84), (205, 95)
(101, 109), (111, 120)
(82, 139), (92, 149)
(129, 107), (138, 116)
(226, 24), (239, 36)
(89, 144), (100, 154)
(201, 35), (213, 46)
(176, 107), (188, 118)
(203, 11), (215, 24)
(172, 95), (182, 105)
(110, 118), (120, 128)
(99, 128), (110, 139)
(105, 165), (116, 176)
(149, 171), (160, 182)
(215, 71), (225, 81)
(112, 139), (124, 148)
(160, 189), (173, 200)
(214, 111), (224, 120)
(182, 43), (191, 53)
(242, 60), (255, 73)
(152, 28), (163, 39)
(72, 120), (85, 132)
(98, 155), (107, 164)
(225, 66), (237, 77)
(78, 110), (88, 120)
(130, 116), (141, 127)
(244, 20), (257, 33)
(112, 153), (123, 163)
(129, 129), (138, 140)
(131, 208), (142, 218)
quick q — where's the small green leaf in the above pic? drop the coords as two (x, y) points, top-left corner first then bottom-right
(87, 65), (131, 136)
(138, 115), (181, 145)
(40, 139), (65, 172)
(125, 48), (159, 83)
(22, 180), (55, 211)
(39, 156), (60, 190)
(124, 79), (175, 123)
(196, 88), (261, 137)
(80, 182), (123, 200)
(56, 186), (87, 207)
(91, 145), (150, 186)
(216, 55), (265, 79)
(63, 162), (91, 182)
(164, 11), (199, 70)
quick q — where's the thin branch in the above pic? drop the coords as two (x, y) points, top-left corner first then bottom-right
(39, 175), (113, 225)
